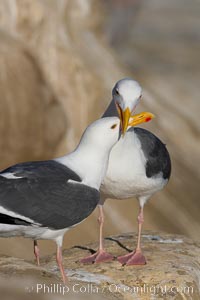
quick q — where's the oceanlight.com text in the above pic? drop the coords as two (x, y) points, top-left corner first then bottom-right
(25, 283), (194, 296)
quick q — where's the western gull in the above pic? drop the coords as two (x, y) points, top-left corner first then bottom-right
(80, 78), (171, 265)
(0, 117), (124, 283)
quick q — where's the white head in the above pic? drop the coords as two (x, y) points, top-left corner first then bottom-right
(64, 117), (121, 189)
(112, 78), (142, 134)
(78, 117), (120, 152)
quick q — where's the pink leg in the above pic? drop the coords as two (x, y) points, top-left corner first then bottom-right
(34, 240), (40, 266)
(80, 205), (113, 264)
(118, 206), (146, 265)
(56, 245), (67, 283)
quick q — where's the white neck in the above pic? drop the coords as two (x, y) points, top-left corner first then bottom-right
(55, 143), (111, 190)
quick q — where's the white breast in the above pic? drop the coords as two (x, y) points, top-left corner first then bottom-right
(101, 130), (166, 200)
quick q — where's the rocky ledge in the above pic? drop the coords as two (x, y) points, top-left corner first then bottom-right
(0, 231), (199, 300)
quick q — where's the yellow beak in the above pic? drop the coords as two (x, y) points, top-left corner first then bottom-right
(116, 105), (131, 135)
(128, 112), (155, 127)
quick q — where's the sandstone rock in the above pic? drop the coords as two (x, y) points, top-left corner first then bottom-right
(0, 232), (199, 300)
(0, 0), (124, 152)
(0, 31), (67, 169)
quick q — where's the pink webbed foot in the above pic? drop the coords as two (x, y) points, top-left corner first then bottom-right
(118, 250), (146, 266)
(80, 250), (114, 264)
(95, 250), (114, 263)
(117, 251), (133, 265)
(79, 252), (98, 264)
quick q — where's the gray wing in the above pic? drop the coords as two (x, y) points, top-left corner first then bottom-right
(0, 160), (100, 229)
(133, 127), (171, 180)
(101, 99), (118, 118)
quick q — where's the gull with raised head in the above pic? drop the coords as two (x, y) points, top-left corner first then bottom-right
(80, 78), (171, 266)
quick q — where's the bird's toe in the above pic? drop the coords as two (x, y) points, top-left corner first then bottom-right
(79, 252), (98, 264)
(95, 250), (114, 263)
(126, 250), (147, 266)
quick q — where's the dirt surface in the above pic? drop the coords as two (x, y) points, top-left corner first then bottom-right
(0, 232), (199, 300)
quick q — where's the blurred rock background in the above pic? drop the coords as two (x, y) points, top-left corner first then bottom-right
(0, 0), (199, 260)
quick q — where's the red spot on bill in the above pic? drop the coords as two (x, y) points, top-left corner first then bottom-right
(145, 117), (152, 122)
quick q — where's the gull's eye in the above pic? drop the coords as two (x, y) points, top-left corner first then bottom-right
(139, 94), (142, 99)
(115, 89), (119, 95)
(111, 124), (117, 129)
